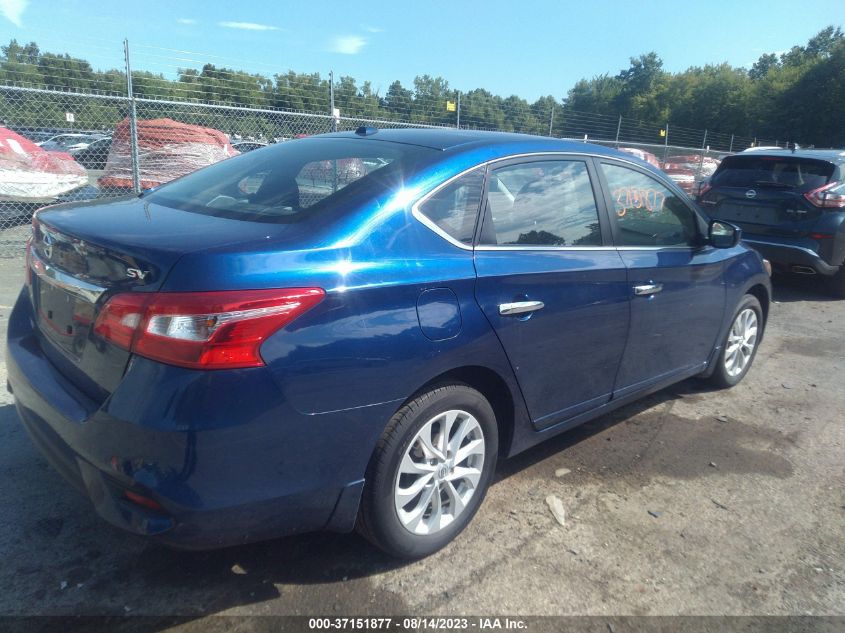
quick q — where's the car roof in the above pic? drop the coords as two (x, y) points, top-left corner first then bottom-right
(319, 127), (627, 158)
(737, 148), (845, 163)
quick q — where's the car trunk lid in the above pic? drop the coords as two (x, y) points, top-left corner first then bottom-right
(29, 195), (296, 401)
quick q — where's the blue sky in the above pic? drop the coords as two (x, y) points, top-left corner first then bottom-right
(0, 0), (841, 101)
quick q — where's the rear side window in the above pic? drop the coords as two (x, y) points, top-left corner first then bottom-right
(711, 156), (834, 193)
(481, 160), (602, 247)
(601, 163), (699, 247)
(147, 138), (436, 223)
(417, 168), (485, 245)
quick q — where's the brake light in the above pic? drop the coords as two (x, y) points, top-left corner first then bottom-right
(804, 181), (845, 209)
(94, 288), (325, 369)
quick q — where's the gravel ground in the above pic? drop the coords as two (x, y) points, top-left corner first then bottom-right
(0, 254), (842, 624)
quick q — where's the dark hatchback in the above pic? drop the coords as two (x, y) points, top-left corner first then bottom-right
(7, 129), (772, 558)
(697, 149), (845, 296)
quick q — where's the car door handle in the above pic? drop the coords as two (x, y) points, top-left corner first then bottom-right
(633, 283), (663, 296)
(498, 300), (545, 316)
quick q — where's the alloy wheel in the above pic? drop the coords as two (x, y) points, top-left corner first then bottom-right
(393, 409), (485, 535)
(724, 307), (758, 377)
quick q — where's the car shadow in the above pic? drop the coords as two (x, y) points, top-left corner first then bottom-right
(0, 373), (761, 626)
(770, 272), (839, 303)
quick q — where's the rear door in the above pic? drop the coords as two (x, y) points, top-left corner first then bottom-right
(700, 155), (835, 239)
(596, 160), (727, 396)
(473, 156), (630, 429)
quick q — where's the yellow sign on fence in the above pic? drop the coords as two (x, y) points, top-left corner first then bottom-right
(446, 100), (457, 112)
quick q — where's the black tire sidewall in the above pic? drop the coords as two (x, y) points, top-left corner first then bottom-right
(713, 294), (763, 387)
(361, 385), (498, 559)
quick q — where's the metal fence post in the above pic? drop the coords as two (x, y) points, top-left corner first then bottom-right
(729, 134), (734, 153)
(456, 92), (461, 130)
(329, 70), (336, 133)
(698, 129), (708, 181)
(123, 39), (141, 194)
(548, 104), (554, 137)
(662, 123), (669, 164)
(615, 115), (622, 148)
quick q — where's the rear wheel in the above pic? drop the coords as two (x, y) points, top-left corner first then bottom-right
(357, 384), (498, 559)
(708, 294), (763, 388)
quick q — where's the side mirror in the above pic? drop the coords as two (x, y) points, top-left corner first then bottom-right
(709, 220), (741, 249)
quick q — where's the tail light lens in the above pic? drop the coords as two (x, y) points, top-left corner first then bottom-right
(94, 288), (325, 369)
(804, 181), (845, 209)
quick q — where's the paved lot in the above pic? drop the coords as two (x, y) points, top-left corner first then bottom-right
(0, 254), (842, 623)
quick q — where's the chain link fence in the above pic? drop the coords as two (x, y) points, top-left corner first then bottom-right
(0, 41), (787, 257)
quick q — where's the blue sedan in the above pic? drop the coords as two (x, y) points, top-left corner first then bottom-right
(6, 129), (771, 558)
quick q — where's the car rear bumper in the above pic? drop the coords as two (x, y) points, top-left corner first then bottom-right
(742, 237), (839, 276)
(6, 289), (385, 549)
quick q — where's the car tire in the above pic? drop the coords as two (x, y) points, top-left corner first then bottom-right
(708, 294), (763, 388)
(824, 267), (845, 299)
(357, 384), (498, 559)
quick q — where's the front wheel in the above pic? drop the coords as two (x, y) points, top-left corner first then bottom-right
(357, 384), (498, 559)
(708, 294), (763, 388)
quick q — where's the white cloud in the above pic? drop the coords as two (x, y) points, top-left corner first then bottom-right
(218, 21), (280, 31)
(362, 25), (383, 33)
(330, 35), (367, 55)
(177, 18), (197, 25)
(0, 0), (28, 27)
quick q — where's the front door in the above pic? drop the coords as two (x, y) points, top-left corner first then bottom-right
(596, 160), (728, 397)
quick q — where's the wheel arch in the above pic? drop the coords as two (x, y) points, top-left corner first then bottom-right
(745, 282), (771, 333)
(400, 365), (517, 461)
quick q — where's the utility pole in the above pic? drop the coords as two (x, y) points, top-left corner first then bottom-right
(456, 92), (461, 130)
(548, 106), (555, 137)
(123, 39), (141, 194)
(729, 134), (734, 153)
(615, 115), (622, 147)
(662, 123), (670, 164)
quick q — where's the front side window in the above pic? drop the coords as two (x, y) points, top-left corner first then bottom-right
(416, 167), (485, 244)
(481, 160), (602, 247)
(601, 163), (699, 247)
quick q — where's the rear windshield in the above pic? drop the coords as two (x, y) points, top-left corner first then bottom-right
(711, 155), (835, 193)
(146, 137), (439, 223)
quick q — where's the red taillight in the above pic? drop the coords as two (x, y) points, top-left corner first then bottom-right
(94, 288), (325, 369)
(809, 232), (834, 240)
(804, 181), (845, 209)
(697, 181), (713, 198)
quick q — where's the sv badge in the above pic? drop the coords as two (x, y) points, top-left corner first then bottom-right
(126, 268), (151, 281)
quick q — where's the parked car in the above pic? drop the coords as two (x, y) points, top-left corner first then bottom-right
(618, 146), (661, 168)
(38, 133), (106, 153)
(697, 149), (845, 296)
(69, 137), (112, 170)
(661, 163), (697, 194)
(232, 140), (268, 153)
(7, 129), (771, 558)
